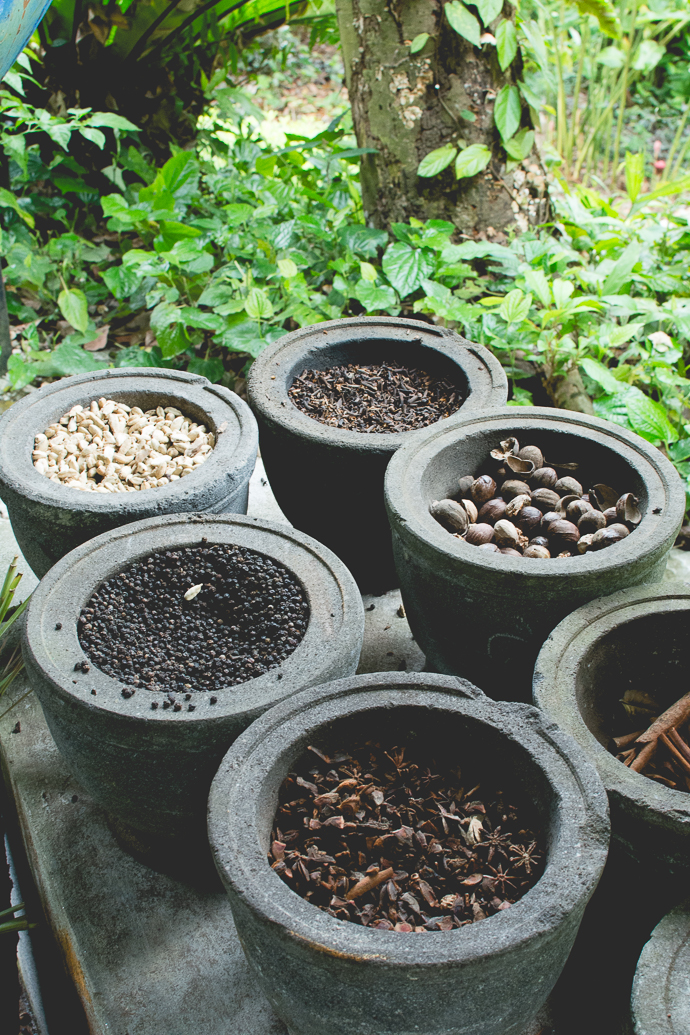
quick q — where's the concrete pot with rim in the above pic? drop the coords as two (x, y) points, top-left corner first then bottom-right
(384, 407), (685, 701)
(208, 671), (609, 1035)
(22, 513), (364, 839)
(0, 367), (258, 578)
(246, 316), (507, 592)
(631, 898), (690, 1035)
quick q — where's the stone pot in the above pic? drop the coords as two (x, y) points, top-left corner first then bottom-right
(533, 580), (690, 885)
(384, 407), (685, 701)
(631, 898), (690, 1035)
(0, 368), (258, 577)
(208, 671), (609, 1035)
(22, 513), (364, 838)
(246, 317), (507, 592)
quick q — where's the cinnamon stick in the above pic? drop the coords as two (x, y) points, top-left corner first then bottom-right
(630, 739), (657, 772)
(345, 867), (395, 901)
(614, 731), (646, 750)
(667, 728), (690, 766)
(660, 734), (690, 776)
(636, 691), (690, 744)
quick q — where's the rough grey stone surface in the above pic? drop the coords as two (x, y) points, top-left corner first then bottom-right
(247, 316), (508, 592)
(385, 407), (686, 701)
(632, 899), (690, 1035)
(0, 368), (258, 577)
(22, 512), (364, 837)
(208, 671), (610, 1035)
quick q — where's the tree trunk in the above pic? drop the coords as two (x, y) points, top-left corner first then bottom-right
(335, 0), (550, 235)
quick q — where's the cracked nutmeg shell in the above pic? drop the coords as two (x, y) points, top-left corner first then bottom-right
(466, 523), (495, 546)
(429, 499), (468, 533)
(470, 475), (497, 506)
(505, 493), (532, 518)
(616, 492), (642, 525)
(460, 498), (479, 524)
(517, 445), (544, 470)
(493, 519), (520, 549)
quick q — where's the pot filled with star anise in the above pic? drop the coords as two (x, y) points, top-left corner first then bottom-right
(208, 671), (609, 1035)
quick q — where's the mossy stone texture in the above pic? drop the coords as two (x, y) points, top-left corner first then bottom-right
(22, 513), (364, 838)
(384, 407), (685, 701)
(0, 368), (258, 577)
(208, 671), (609, 1035)
(632, 898), (690, 1035)
(247, 317), (507, 592)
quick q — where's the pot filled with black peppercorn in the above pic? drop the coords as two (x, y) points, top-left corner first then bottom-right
(22, 513), (364, 838)
(385, 408), (685, 701)
(208, 671), (609, 1035)
(247, 317), (507, 592)
(0, 368), (259, 578)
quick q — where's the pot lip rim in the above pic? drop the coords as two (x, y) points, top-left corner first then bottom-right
(0, 368), (258, 513)
(632, 895), (690, 1027)
(208, 672), (610, 965)
(533, 579), (690, 818)
(246, 316), (508, 452)
(23, 512), (364, 724)
(384, 406), (685, 575)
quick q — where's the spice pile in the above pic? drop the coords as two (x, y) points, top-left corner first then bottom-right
(78, 544), (309, 702)
(288, 362), (464, 433)
(33, 398), (215, 492)
(429, 436), (642, 558)
(269, 738), (545, 931)
(611, 688), (690, 790)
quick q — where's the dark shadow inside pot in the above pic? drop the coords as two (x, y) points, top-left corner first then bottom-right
(419, 426), (647, 526)
(575, 611), (690, 750)
(258, 705), (556, 876)
(286, 337), (470, 420)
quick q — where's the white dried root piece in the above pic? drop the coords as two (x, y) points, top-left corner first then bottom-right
(34, 397), (216, 493)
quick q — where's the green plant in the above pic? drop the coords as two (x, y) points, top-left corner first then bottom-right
(0, 556), (30, 701)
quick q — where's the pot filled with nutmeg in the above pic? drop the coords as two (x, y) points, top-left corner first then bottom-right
(0, 368), (258, 577)
(384, 408), (685, 701)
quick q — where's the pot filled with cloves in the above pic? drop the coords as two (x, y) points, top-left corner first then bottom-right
(384, 408), (685, 701)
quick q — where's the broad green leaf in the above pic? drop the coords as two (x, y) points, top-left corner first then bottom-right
(86, 112), (139, 132)
(454, 144), (491, 178)
(114, 346), (161, 369)
(337, 225), (388, 257)
(6, 355), (34, 391)
(256, 154), (276, 176)
(626, 392), (678, 444)
(520, 19), (548, 71)
(58, 288), (89, 333)
(503, 128), (534, 161)
(156, 221), (202, 252)
(580, 357), (627, 394)
(244, 288), (273, 321)
(499, 288), (532, 324)
(574, 0), (619, 38)
(0, 187), (34, 227)
(445, 1), (481, 46)
(159, 151), (199, 200)
(360, 261), (378, 282)
(178, 308), (225, 332)
(496, 19), (517, 70)
(224, 203), (255, 226)
(49, 340), (109, 375)
(187, 357), (225, 383)
(494, 84), (521, 142)
(474, 0), (503, 25)
(601, 242), (642, 295)
(197, 283), (236, 307)
(523, 268), (551, 306)
(150, 302), (182, 335)
(382, 242), (435, 297)
(417, 144), (458, 177)
(102, 265), (141, 300)
(632, 39), (664, 72)
(609, 322), (643, 348)
(278, 257), (299, 278)
(353, 279), (398, 312)
(630, 174), (690, 215)
(157, 323), (190, 360)
(597, 46), (625, 67)
(669, 439), (690, 463)
(552, 279), (574, 308)
(78, 127), (106, 149)
(624, 152), (645, 203)
(410, 33), (431, 52)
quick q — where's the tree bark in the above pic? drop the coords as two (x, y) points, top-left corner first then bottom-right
(335, 0), (550, 235)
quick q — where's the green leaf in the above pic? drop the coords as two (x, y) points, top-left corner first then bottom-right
(669, 439), (690, 463)
(353, 279), (398, 313)
(504, 128), (534, 161)
(337, 225), (388, 257)
(360, 261), (378, 283)
(581, 357), (626, 394)
(523, 268), (551, 307)
(223, 203), (255, 226)
(445, 1), (481, 46)
(6, 355), (34, 390)
(625, 392), (678, 445)
(597, 45), (625, 68)
(410, 33), (431, 52)
(178, 308), (225, 332)
(86, 112), (139, 132)
(496, 20), (517, 70)
(256, 154), (277, 177)
(102, 265), (141, 300)
(632, 39), (664, 72)
(58, 289), (89, 333)
(0, 187), (34, 227)
(50, 341), (109, 375)
(150, 302), (182, 334)
(417, 144), (458, 178)
(382, 242), (435, 298)
(114, 346), (161, 369)
(197, 283), (236, 307)
(157, 322), (190, 359)
(573, 0), (619, 38)
(499, 288), (532, 324)
(474, 0), (503, 25)
(454, 144), (491, 178)
(278, 257), (299, 278)
(630, 174), (690, 215)
(187, 356), (225, 383)
(494, 85), (521, 142)
(159, 151), (199, 200)
(624, 152), (645, 203)
(601, 242), (642, 295)
(244, 288), (274, 321)
(78, 127), (106, 149)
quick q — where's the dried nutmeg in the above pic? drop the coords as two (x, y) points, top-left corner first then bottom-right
(523, 544), (551, 559)
(578, 510), (606, 535)
(555, 494), (581, 517)
(566, 499), (591, 524)
(547, 519), (580, 552)
(590, 526), (626, 550)
(530, 467), (558, 490)
(516, 506), (542, 536)
(505, 494), (532, 518)
(603, 507), (618, 525)
(466, 523), (495, 546)
(607, 522), (630, 539)
(458, 475), (475, 499)
(554, 476), (583, 498)
(577, 533), (595, 554)
(531, 488), (560, 513)
(529, 535), (550, 549)
(477, 542), (499, 552)
(540, 511), (561, 531)
(517, 445), (544, 470)
(478, 498), (507, 525)
(429, 499), (468, 533)
(493, 519), (520, 549)
(501, 479), (532, 502)
(616, 492), (642, 525)
(460, 498), (479, 524)
(499, 548), (523, 556)
(470, 475), (497, 506)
